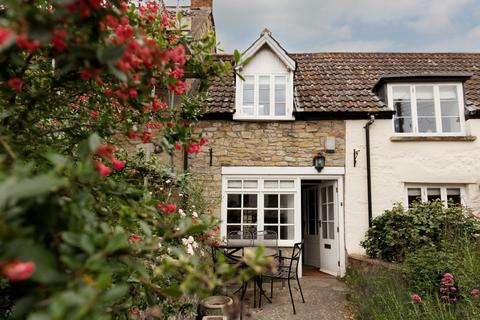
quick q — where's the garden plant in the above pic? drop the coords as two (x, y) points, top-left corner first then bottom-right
(0, 1), (268, 319)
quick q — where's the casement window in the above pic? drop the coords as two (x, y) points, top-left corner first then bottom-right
(388, 83), (465, 135)
(224, 178), (296, 242)
(406, 185), (464, 208)
(236, 74), (292, 120)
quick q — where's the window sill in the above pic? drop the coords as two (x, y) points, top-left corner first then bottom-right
(390, 136), (477, 142)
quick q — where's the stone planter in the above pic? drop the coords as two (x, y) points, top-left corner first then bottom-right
(199, 295), (233, 318)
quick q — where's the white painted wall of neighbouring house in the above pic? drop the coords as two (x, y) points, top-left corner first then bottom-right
(344, 118), (480, 255)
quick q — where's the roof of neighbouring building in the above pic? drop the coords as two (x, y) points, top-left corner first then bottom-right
(205, 52), (480, 116)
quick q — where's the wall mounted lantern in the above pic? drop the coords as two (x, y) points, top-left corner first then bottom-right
(313, 153), (326, 172)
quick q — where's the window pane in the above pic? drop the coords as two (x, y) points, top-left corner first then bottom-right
(275, 76), (286, 116)
(327, 186), (334, 202)
(243, 180), (258, 189)
(395, 117), (413, 133)
(439, 86), (458, 100)
(418, 117), (437, 133)
(447, 188), (461, 206)
(322, 204), (327, 220)
(280, 225), (294, 240)
(227, 210), (241, 223)
(440, 100), (460, 117)
(264, 210), (278, 224)
(394, 101), (412, 117)
(264, 225), (278, 237)
(227, 180), (242, 189)
(227, 194), (241, 208)
(243, 225), (257, 238)
(264, 194), (278, 208)
(243, 209), (257, 223)
(259, 76), (270, 116)
(243, 194), (257, 208)
(280, 180), (295, 189)
(416, 86), (434, 100)
(280, 194), (295, 208)
(264, 180), (278, 188)
(227, 225), (241, 235)
(417, 100), (435, 117)
(442, 117), (461, 133)
(392, 86), (410, 100)
(328, 222), (335, 239)
(328, 203), (334, 220)
(243, 76), (254, 106)
(427, 188), (441, 202)
(280, 209), (294, 224)
(407, 188), (422, 207)
(322, 222), (328, 238)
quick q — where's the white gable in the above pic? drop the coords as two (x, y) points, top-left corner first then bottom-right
(243, 46), (288, 74)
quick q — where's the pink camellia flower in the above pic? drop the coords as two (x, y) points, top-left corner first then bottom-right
(411, 293), (422, 304)
(6, 78), (23, 93)
(112, 158), (125, 171)
(128, 234), (141, 243)
(0, 28), (15, 49)
(2, 260), (36, 282)
(96, 161), (112, 177)
(471, 289), (480, 299)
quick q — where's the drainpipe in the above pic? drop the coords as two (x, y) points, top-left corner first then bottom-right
(364, 115), (375, 228)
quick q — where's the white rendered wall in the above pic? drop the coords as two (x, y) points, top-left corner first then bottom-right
(345, 118), (480, 255)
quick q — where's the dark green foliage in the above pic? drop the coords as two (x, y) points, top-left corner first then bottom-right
(361, 201), (480, 262)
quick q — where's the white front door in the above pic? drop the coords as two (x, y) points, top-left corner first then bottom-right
(303, 186), (320, 267)
(319, 181), (339, 275)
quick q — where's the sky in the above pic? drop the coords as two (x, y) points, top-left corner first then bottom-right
(166, 0), (480, 53)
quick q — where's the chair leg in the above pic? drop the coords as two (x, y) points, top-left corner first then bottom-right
(258, 276), (263, 308)
(253, 278), (257, 308)
(270, 278), (273, 299)
(287, 278), (296, 314)
(296, 276), (305, 303)
(240, 281), (247, 320)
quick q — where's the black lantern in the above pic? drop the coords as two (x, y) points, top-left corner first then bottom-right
(313, 153), (326, 172)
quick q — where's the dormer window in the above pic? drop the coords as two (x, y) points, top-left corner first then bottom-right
(387, 83), (466, 135)
(240, 74), (288, 117)
(234, 29), (296, 121)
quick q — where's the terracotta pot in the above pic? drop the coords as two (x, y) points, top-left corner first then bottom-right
(199, 295), (233, 318)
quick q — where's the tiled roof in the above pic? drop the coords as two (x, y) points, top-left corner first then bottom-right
(205, 52), (480, 114)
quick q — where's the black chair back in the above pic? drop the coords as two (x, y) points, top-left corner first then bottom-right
(288, 242), (303, 278)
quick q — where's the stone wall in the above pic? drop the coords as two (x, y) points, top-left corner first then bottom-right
(188, 119), (346, 217)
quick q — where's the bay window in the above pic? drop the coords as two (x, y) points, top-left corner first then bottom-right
(389, 83), (465, 135)
(237, 74), (291, 119)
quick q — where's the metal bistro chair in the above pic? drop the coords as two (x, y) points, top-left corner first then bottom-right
(254, 230), (278, 308)
(227, 230), (254, 256)
(263, 242), (305, 314)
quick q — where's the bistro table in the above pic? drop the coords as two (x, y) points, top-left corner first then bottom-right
(219, 245), (278, 308)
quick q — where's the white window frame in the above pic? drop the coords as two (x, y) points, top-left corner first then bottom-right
(222, 176), (300, 247)
(404, 184), (466, 207)
(234, 72), (295, 121)
(388, 83), (466, 136)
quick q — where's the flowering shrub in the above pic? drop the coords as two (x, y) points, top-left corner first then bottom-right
(0, 1), (265, 319)
(361, 201), (480, 262)
(439, 273), (458, 304)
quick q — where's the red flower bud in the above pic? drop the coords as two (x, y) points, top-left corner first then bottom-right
(96, 161), (112, 177)
(2, 260), (36, 282)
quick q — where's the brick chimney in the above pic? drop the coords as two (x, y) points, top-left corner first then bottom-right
(191, 0), (212, 8)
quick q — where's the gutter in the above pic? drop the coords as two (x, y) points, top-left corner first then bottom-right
(364, 115), (375, 228)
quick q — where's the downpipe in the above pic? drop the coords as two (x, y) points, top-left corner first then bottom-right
(364, 115), (375, 228)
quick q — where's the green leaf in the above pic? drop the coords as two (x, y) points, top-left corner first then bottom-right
(0, 174), (67, 208)
(233, 49), (241, 63)
(163, 286), (182, 297)
(101, 285), (128, 304)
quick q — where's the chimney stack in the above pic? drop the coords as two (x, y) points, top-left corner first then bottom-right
(191, 0), (212, 8)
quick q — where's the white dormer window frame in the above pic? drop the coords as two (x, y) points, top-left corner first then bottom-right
(387, 82), (466, 136)
(234, 72), (295, 120)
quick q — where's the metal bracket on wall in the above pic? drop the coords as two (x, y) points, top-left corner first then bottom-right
(353, 149), (360, 167)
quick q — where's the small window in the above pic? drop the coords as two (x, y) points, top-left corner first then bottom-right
(406, 185), (464, 208)
(390, 84), (464, 135)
